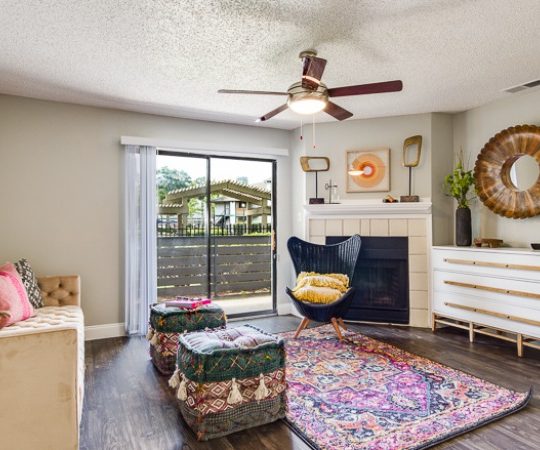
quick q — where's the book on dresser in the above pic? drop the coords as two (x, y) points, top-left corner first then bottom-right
(431, 245), (540, 357)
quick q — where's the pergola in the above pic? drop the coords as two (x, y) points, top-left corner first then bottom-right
(159, 180), (271, 227)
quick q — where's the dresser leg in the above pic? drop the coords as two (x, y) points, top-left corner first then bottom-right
(431, 313), (437, 332)
(469, 322), (475, 343)
(517, 334), (523, 357)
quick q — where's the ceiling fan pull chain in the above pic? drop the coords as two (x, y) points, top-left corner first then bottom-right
(312, 115), (316, 149)
(300, 119), (303, 141)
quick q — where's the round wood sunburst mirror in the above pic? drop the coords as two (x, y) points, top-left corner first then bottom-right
(474, 124), (540, 219)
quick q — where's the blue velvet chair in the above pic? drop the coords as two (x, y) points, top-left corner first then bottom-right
(286, 235), (362, 340)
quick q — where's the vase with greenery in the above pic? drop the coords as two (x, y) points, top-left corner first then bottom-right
(443, 158), (475, 246)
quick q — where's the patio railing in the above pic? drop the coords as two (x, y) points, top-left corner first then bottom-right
(157, 220), (271, 237)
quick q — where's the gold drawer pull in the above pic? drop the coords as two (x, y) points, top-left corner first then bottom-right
(443, 280), (540, 300)
(444, 258), (540, 272)
(445, 302), (540, 327)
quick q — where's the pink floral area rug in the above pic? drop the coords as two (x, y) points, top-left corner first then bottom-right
(281, 324), (531, 450)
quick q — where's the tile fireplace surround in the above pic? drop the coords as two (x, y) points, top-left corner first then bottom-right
(303, 201), (432, 328)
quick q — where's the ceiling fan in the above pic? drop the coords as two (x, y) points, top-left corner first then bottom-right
(218, 50), (403, 122)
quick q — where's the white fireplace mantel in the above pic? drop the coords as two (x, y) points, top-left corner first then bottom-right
(303, 199), (433, 328)
(303, 200), (432, 217)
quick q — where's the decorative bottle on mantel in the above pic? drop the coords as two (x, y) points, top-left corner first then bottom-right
(443, 157), (475, 247)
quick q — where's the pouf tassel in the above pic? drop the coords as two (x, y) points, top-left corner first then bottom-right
(150, 333), (159, 346)
(227, 378), (243, 405)
(146, 328), (154, 341)
(177, 374), (187, 401)
(254, 373), (270, 401)
(168, 369), (180, 389)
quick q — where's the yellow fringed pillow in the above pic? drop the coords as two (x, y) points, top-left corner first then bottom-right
(293, 286), (343, 304)
(295, 275), (348, 293)
(292, 272), (350, 304)
(297, 271), (349, 287)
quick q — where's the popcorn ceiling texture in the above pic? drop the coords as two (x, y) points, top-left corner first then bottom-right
(0, 0), (539, 129)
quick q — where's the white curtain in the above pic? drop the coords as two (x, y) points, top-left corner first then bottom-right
(124, 145), (157, 335)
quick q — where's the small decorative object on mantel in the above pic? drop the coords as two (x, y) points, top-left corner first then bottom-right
(346, 148), (390, 193)
(473, 238), (504, 248)
(443, 154), (475, 246)
(324, 179), (340, 204)
(400, 135), (422, 202)
(531, 243), (540, 251)
(300, 156), (329, 204)
(383, 195), (399, 203)
(474, 124), (540, 219)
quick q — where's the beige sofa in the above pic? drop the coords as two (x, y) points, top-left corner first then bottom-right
(0, 275), (84, 450)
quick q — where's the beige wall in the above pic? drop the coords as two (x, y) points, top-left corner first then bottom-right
(0, 95), (290, 327)
(290, 113), (433, 201)
(452, 88), (540, 247)
(431, 113), (455, 246)
(4, 87), (539, 327)
(289, 113), (454, 245)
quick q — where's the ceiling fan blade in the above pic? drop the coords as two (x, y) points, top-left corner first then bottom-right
(327, 80), (403, 97)
(256, 104), (289, 122)
(302, 56), (327, 90)
(324, 101), (353, 121)
(218, 89), (287, 96)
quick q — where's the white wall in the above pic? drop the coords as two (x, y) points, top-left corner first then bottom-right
(452, 88), (540, 247)
(0, 95), (291, 327)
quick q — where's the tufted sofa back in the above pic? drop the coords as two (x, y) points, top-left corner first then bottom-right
(38, 275), (80, 307)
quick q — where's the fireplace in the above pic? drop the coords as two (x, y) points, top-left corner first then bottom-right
(326, 236), (409, 324)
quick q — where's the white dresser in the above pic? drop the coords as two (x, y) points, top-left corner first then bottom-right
(431, 246), (540, 357)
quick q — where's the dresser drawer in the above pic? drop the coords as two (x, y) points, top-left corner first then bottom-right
(433, 270), (540, 308)
(432, 248), (540, 282)
(433, 290), (540, 339)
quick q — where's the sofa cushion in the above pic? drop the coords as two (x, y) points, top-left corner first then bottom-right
(0, 304), (85, 450)
(0, 262), (34, 328)
(15, 258), (44, 308)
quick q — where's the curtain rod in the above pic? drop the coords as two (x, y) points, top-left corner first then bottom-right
(120, 136), (289, 157)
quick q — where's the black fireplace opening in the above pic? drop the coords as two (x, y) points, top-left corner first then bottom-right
(326, 236), (409, 324)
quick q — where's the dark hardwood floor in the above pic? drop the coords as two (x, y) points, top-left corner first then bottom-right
(81, 316), (540, 450)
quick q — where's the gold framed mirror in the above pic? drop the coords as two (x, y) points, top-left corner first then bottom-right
(300, 156), (330, 172)
(474, 124), (540, 219)
(402, 135), (422, 168)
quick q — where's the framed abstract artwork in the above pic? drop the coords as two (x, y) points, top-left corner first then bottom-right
(346, 148), (390, 193)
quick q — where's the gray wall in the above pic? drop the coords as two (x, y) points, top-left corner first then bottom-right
(290, 113), (433, 201)
(452, 88), (540, 247)
(289, 113), (455, 245)
(2, 87), (539, 328)
(0, 95), (290, 327)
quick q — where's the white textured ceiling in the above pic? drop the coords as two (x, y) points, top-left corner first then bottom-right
(1, 0), (540, 130)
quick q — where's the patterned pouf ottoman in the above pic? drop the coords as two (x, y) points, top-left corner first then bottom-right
(147, 302), (226, 375)
(169, 325), (286, 440)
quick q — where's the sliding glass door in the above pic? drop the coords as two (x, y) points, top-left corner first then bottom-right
(156, 151), (276, 317)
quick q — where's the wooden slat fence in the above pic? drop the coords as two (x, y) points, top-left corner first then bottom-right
(157, 236), (271, 299)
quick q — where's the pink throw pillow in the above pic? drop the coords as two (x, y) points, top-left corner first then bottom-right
(0, 262), (34, 328)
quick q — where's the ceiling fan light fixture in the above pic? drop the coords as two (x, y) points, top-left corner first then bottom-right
(288, 97), (327, 115)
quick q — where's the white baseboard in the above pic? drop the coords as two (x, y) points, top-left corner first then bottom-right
(85, 323), (126, 341)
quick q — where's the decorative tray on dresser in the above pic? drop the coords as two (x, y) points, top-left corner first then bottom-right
(431, 246), (540, 357)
